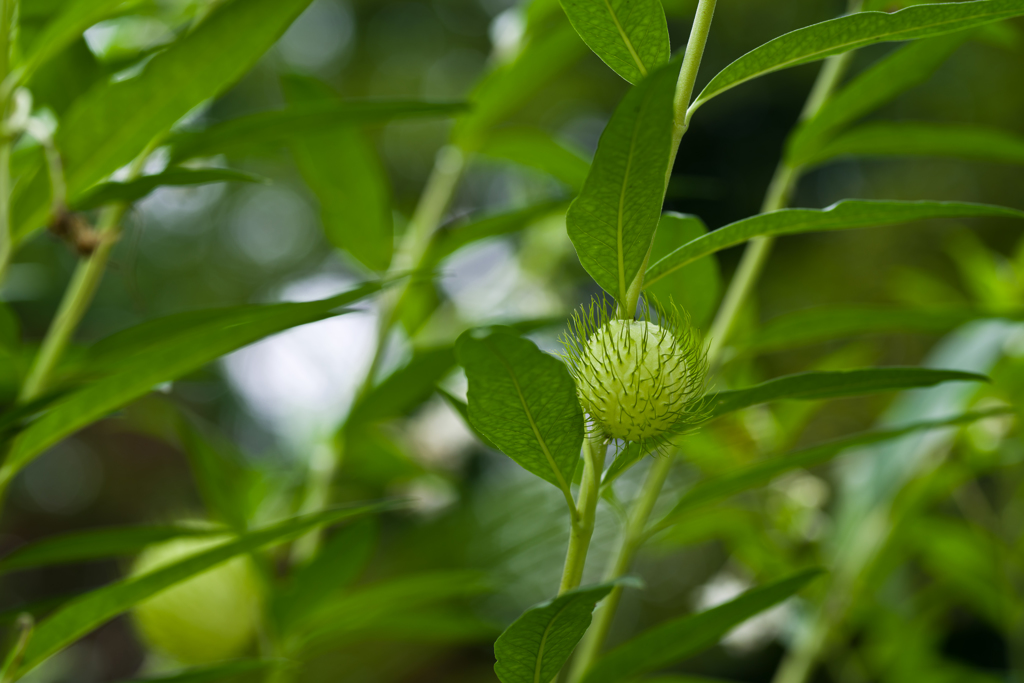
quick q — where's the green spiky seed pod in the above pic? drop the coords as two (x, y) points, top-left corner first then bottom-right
(564, 299), (709, 444)
(131, 535), (262, 665)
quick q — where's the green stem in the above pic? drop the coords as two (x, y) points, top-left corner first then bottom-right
(558, 433), (607, 595)
(0, 0), (12, 285)
(18, 203), (128, 402)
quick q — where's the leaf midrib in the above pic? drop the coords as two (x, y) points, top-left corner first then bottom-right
(534, 600), (574, 683)
(601, 0), (647, 79)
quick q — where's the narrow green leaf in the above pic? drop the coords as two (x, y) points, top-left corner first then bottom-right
(708, 367), (988, 418)
(601, 441), (646, 486)
(112, 659), (276, 683)
(0, 283), (379, 490)
(655, 408), (1013, 529)
(456, 328), (583, 497)
(559, 0), (670, 83)
(176, 416), (255, 532)
(480, 128), (591, 191)
(582, 570), (823, 683)
(283, 75), (394, 272)
(567, 55), (681, 304)
(15, 0), (127, 86)
(0, 525), (221, 575)
(17, 503), (393, 677)
(802, 122), (1024, 168)
(169, 100), (468, 164)
(494, 581), (620, 683)
(645, 200), (1024, 287)
(438, 389), (499, 450)
(741, 306), (996, 354)
(427, 201), (568, 267)
(20, 0), (317, 242)
(645, 212), (721, 329)
(71, 168), (263, 211)
(786, 34), (968, 165)
(347, 347), (456, 426)
(691, 1), (1024, 114)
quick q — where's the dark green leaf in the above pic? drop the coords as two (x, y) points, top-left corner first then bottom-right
(456, 328), (583, 497)
(438, 389), (499, 450)
(427, 201), (568, 267)
(347, 347), (457, 425)
(645, 200), (1024, 287)
(494, 582), (620, 683)
(0, 525), (221, 575)
(71, 168), (263, 211)
(786, 34), (968, 165)
(801, 121), (1024, 168)
(176, 415), (255, 532)
(283, 75), (394, 272)
(17, 0), (317, 242)
(16, 0), (126, 85)
(559, 0), (670, 83)
(169, 100), (468, 164)
(480, 128), (590, 191)
(708, 367), (988, 418)
(645, 212), (721, 329)
(567, 55), (681, 304)
(654, 408), (1013, 530)
(0, 283), (379, 491)
(17, 503), (393, 677)
(691, 1), (1024, 114)
(112, 659), (277, 683)
(581, 570), (823, 683)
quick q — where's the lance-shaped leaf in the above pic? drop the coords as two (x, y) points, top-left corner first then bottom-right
(582, 570), (823, 683)
(480, 128), (591, 191)
(426, 201), (568, 267)
(495, 581), (622, 683)
(653, 408), (1013, 532)
(707, 367), (988, 419)
(786, 33), (968, 165)
(567, 55), (680, 304)
(559, 0), (670, 84)
(72, 168), (263, 211)
(16, 0), (127, 87)
(0, 283), (379, 491)
(645, 212), (721, 329)
(16, 503), (393, 677)
(690, 0), (1024, 115)
(456, 328), (583, 502)
(801, 122), (1024, 168)
(644, 200), (1024, 287)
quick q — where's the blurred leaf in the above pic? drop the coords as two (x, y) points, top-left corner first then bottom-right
(283, 75), (394, 272)
(112, 659), (276, 683)
(601, 441), (647, 486)
(691, 1), (1024, 114)
(25, 37), (103, 116)
(17, 0), (318, 243)
(16, 0), (128, 86)
(803, 122), (1024, 168)
(455, 19), (587, 147)
(169, 100), (468, 164)
(494, 581), (620, 683)
(654, 408), (1012, 530)
(17, 503), (394, 677)
(176, 415), (255, 532)
(645, 200), (1024, 287)
(0, 525), (221, 575)
(0, 283), (379, 490)
(71, 168), (263, 210)
(581, 570), (823, 683)
(567, 55), (681, 304)
(787, 33), (968, 164)
(347, 346), (456, 425)
(456, 328), (583, 499)
(480, 128), (590, 191)
(334, 608), (499, 644)
(438, 389), (498, 450)
(559, 0), (670, 83)
(708, 367), (989, 418)
(646, 212), (722, 329)
(276, 518), (376, 632)
(427, 200), (567, 266)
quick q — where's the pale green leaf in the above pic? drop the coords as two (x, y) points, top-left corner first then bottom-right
(691, 1), (1024, 114)
(283, 75), (394, 272)
(645, 212), (721, 329)
(600, 441), (646, 486)
(456, 328), (583, 497)
(802, 121), (1024, 168)
(559, 0), (670, 83)
(786, 33), (968, 165)
(480, 128), (591, 191)
(581, 570), (823, 683)
(346, 347), (456, 426)
(72, 168), (262, 211)
(494, 582), (620, 683)
(645, 200), (1024, 287)
(567, 55), (681, 304)
(707, 367), (988, 418)
(17, 503), (393, 677)
(426, 201), (568, 267)
(0, 283), (379, 490)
